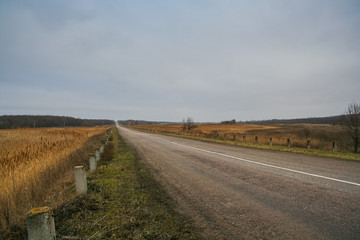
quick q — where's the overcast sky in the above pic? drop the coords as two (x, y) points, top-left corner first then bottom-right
(0, 0), (359, 122)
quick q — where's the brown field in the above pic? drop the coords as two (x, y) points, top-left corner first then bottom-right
(0, 126), (111, 233)
(129, 123), (352, 152)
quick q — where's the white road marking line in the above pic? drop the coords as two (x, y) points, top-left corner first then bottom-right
(119, 127), (360, 187)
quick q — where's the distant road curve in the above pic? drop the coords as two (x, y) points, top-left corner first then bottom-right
(117, 125), (360, 240)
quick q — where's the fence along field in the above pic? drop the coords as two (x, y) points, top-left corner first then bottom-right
(129, 123), (354, 153)
(0, 126), (111, 234)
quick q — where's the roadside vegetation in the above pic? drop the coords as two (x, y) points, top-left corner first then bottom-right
(342, 102), (360, 153)
(55, 127), (201, 239)
(2, 127), (201, 239)
(0, 126), (112, 239)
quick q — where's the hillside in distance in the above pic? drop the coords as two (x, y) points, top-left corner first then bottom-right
(0, 115), (114, 129)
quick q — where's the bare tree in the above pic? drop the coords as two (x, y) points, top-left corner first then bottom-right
(182, 117), (197, 130)
(342, 102), (360, 153)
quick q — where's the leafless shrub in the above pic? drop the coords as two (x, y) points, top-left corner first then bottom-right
(342, 102), (360, 153)
(182, 117), (197, 131)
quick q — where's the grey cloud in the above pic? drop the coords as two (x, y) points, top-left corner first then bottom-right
(0, 0), (359, 122)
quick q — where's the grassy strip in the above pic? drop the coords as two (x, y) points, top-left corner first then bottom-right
(157, 132), (360, 162)
(55, 128), (201, 239)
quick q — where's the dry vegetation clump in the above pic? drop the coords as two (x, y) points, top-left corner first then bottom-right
(129, 123), (351, 152)
(0, 126), (111, 236)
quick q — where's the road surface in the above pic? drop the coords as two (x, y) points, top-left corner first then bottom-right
(117, 126), (360, 240)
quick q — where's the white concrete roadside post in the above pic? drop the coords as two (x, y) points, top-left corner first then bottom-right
(333, 142), (337, 152)
(270, 138), (273, 146)
(287, 138), (291, 148)
(307, 140), (311, 150)
(27, 207), (56, 240)
(74, 166), (87, 194)
(89, 154), (97, 171)
(95, 148), (101, 162)
(100, 141), (105, 154)
(99, 145), (104, 155)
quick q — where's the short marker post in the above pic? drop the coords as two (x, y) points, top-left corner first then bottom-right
(74, 166), (87, 194)
(27, 207), (56, 240)
(89, 154), (97, 171)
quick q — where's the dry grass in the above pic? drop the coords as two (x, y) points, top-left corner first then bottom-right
(0, 126), (111, 234)
(129, 123), (352, 152)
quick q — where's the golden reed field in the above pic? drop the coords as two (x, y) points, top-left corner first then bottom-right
(0, 126), (111, 232)
(129, 123), (352, 152)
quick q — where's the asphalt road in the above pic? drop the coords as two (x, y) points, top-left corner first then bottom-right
(117, 126), (360, 240)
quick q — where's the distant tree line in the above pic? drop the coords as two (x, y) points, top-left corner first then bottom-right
(118, 120), (175, 125)
(221, 119), (236, 124)
(245, 115), (342, 125)
(0, 115), (114, 129)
